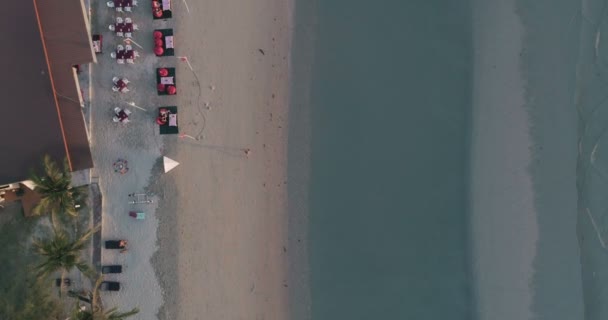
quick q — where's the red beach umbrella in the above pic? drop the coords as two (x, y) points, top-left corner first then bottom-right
(158, 68), (169, 77)
(157, 83), (166, 92)
(154, 9), (163, 18)
(154, 46), (164, 56)
(152, 1), (160, 8)
(154, 39), (163, 47)
(153, 30), (163, 39)
(167, 85), (176, 95)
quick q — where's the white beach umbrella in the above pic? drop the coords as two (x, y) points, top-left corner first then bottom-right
(163, 156), (179, 173)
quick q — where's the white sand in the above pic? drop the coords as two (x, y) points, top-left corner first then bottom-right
(469, 1), (537, 318)
(151, 0), (295, 319)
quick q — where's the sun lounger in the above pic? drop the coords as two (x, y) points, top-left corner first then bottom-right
(101, 265), (123, 274)
(55, 278), (71, 287)
(68, 290), (92, 303)
(105, 240), (127, 249)
(100, 281), (121, 291)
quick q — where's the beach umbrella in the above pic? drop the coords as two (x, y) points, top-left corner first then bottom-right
(152, 1), (160, 8)
(163, 156), (179, 173)
(158, 68), (169, 77)
(157, 83), (166, 92)
(153, 30), (163, 39)
(154, 46), (164, 56)
(154, 9), (163, 18)
(154, 39), (163, 47)
(167, 85), (176, 95)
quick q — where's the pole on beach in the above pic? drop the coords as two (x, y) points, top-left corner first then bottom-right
(179, 133), (197, 140)
(178, 56), (194, 71)
(125, 101), (146, 111)
(123, 38), (143, 49)
(182, 0), (190, 13)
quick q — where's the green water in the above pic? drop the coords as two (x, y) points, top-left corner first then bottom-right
(299, 1), (474, 318)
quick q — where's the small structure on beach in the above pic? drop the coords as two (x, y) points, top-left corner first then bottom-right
(152, 0), (172, 19)
(153, 29), (175, 56)
(163, 156), (179, 173)
(156, 68), (177, 95)
(157, 106), (179, 134)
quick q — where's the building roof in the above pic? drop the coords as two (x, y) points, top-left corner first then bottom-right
(0, 0), (95, 185)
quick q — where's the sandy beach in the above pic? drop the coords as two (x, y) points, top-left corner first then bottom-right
(152, 1), (296, 319)
(89, 0), (297, 318)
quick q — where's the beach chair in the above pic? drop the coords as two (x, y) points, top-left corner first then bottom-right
(55, 278), (71, 287)
(128, 211), (145, 219)
(101, 265), (123, 274)
(124, 6), (132, 12)
(105, 240), (127, 249)
(100, 281), (120, 291)
(68, 290), (92, 303)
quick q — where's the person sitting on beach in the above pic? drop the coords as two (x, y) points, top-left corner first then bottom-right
(119, 240), (127, 248)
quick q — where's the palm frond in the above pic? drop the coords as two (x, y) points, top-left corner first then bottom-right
(32, 228), (97, 280)
(106, 307), (139, 319)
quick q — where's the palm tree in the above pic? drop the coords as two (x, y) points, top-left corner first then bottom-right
(29, 155), (85, 229)
(70, 305), (140, 320)
(32, 226), (99, 282)
(70, 277), (139, 320)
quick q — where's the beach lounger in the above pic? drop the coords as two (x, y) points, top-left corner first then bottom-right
(101, 265), (123, 274)
(100, 281), (120, 291)
(105, 240), (127, 249)
(55, 278), (71, 287)
(68, 290), (92, 303)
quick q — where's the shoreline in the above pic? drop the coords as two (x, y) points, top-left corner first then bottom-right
(285, 0), (318, 319)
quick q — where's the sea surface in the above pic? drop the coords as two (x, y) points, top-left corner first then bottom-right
(288, 0), (608, 319)
(291, 1), (474, 319)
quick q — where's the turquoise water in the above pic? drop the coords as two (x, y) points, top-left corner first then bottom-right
(297, 1), (474, 318)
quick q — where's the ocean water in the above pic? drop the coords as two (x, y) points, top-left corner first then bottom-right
(295, 1), (475, 318)
(575, 0), (608, 318)
(289, 0), (607, 319)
